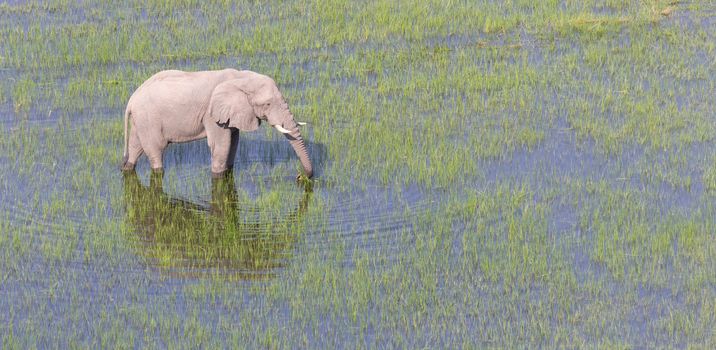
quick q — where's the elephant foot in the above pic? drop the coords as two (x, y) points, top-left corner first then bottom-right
(149, 171), (163, 190)
(151, 167), (164, 175)
(121, 162), (136, 172)
(211, 169), (232, 179)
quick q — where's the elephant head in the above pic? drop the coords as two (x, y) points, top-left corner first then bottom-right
(209, 71), (313, 178)
(122, 171), (312, 280)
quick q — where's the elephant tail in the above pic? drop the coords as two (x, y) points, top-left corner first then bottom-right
(122, 107), (131, 166)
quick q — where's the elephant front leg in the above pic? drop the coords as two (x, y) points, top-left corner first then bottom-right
(207, 126), (233, 178)
(226, 129), (240, 169)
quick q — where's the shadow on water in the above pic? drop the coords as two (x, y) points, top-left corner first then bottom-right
(122, 171), (312, 280)
(160, 136), (329, 178)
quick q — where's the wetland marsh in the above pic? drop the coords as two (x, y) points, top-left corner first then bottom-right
(1, 0), (715, 348)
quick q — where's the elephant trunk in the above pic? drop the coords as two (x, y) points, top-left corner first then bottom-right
(285, 130), (313, 178)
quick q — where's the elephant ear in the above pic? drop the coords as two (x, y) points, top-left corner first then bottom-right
(209, 80), (260, 132)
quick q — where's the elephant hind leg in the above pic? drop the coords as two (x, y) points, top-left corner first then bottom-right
(122, 127), (144, 171)
(145, 145), (166, 173)
(136, 127), (167, 173)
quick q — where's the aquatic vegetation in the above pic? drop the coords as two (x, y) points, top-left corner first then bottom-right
(1, 0), (715, 348)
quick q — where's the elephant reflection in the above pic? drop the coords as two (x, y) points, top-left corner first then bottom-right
(123, 171), (311, 279)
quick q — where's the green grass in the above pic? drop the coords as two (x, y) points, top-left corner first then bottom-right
(1, 0), (715, 348)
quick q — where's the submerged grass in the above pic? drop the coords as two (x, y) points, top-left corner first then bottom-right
(1, 0), (715, 348)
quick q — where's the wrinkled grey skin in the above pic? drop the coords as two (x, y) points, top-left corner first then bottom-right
(122, 69), (312, 179)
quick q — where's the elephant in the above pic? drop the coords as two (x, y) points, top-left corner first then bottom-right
(121, 69), (313, 179)
(123, 171), (312, 279)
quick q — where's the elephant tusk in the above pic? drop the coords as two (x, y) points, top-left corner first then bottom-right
(297, 121), (307, 126)
(273, 124), (292, 134)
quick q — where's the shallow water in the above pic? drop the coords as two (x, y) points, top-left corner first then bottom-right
(2, 1), (716, 348)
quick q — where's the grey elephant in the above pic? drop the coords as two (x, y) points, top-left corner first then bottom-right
(121, 69), (312, 179)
